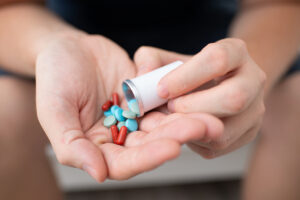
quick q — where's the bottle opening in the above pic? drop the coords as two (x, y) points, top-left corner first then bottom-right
(122, 80), (144, 117)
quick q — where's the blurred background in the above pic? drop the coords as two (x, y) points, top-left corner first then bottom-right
(47, 142), (254, 199)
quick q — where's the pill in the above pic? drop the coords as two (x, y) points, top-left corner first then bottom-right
(104, 110), (113, 117)
(112, 92), (120, 106)
(122, 110), (136, 119)
(116, 126), (127, 145)
(110, 125), (119, 144)
(114, 108), (126, 122)
(103, 115), (117, 128)
(102, 100), (113, 111)
(128, 99), (140, 115)
(110, 105), (120, 114)
(125, 118), (138, 132)
(117, 121), (126, 131)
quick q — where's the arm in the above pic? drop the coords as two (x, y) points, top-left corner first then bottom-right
(230, 0), (300, 96)
(0, 0), (217, 181)
(0, 1), (79, 76)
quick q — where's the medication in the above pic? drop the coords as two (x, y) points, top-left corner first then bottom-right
(110, 125), (119, 144)
(122, 61), (183, 116)
(117, 121), (126, 131)
(104, 110), (113, 117)
(101, 100), (113, 111)
(103, 115), (117, 128)
(125, 118), (138, 132)
(102, 90), (142, 145)
(112, 92), (120, 106)
(116, 126), (127, 145)
(110, 105), (120, 114)
(128, 99), (140, 115)
(122, 110), (136, 119)
(114, 108), (126, 122)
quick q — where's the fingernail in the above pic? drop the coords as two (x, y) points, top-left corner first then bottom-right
(157, 82), (169, 98)
(168, 100), (175, 112)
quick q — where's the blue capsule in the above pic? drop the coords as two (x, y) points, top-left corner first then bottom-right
(125, 118), (138, 132)
(114, 108), (126, 122)
(110, 105), (120, 113)
(104, 110), (113, 117)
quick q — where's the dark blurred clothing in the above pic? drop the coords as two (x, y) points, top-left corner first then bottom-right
(0, 1), (299, 76)
(47, 0), (237, 56)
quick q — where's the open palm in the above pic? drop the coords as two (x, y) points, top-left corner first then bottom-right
(36, 33), (217, 181)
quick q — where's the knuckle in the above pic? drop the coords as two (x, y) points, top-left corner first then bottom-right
(173, 99), (189, 113)
(223, 87), (249, 114)
(233, 38), (247, 53)
(205, 43), (229, 75)
(134, 46), (152, 58)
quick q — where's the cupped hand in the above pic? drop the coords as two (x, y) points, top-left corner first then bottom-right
(134, 38), (266, 158)
(35, 32), (221, 182)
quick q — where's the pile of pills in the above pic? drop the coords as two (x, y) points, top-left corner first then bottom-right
(102, 93), (140, 145)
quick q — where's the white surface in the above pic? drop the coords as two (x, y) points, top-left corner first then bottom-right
(47, 142), (254, 192)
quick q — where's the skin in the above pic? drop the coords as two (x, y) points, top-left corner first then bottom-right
(0, 2), (223, 199)
(0, 0), (299, 200)
(133, 1), (300, 199)
(134, 39), (266, 158)
(243, 73), (300, 200)
(0, 77), (63, 200)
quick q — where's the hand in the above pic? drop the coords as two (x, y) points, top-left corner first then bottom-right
(133, 38), (266, 158)
(35, 32), (222, 181)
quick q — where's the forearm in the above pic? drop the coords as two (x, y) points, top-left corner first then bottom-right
(0, 2), (83, 76)
(229, 2), (300, 96)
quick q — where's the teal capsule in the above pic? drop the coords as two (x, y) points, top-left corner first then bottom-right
(117, 121), (126, 131)
(122, 110), (136, 119)
(125, 118), (138, 132)
(128, 99), (140, 115)
(114, 108), (126, 122)
(103, 115), (117, 128)
(110, 105), (120, 114)
(104, 110), (113, 117)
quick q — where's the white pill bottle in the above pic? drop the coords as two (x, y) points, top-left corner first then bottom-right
(122, 61), (183, 117)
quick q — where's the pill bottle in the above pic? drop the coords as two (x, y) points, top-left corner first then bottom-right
(122, 60), (183, 117)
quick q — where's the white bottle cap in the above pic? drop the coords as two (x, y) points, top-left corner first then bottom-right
(122, 61), (183, 116)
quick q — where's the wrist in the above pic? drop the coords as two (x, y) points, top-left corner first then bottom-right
(35, 29), (88, 58)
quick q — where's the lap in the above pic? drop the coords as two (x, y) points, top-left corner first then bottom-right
(0, 75), (47, 150)
(261, 71), (300, 140)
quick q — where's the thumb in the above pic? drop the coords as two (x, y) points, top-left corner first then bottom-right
(36, 92), (107, 182)
(134, 46), (190, 76)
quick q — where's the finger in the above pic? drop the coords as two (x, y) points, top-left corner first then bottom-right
(157, 38), (248, 99)
(136, 112), (223, 146)
(188, 123), (261, 159)
(133, 46), (190, 76)
(188, 91), (264, 158)
(36, 94), (107, 182)
(168, 58), (265, 117)
(100, 139), (180, 180)
(127, 117), (206, 147)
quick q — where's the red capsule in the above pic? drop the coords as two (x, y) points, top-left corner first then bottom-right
(112, 92), (119, 106)
(102, 100), (113, 111)
(116, 126), (127, 145)
(111, 125), (119, 144)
